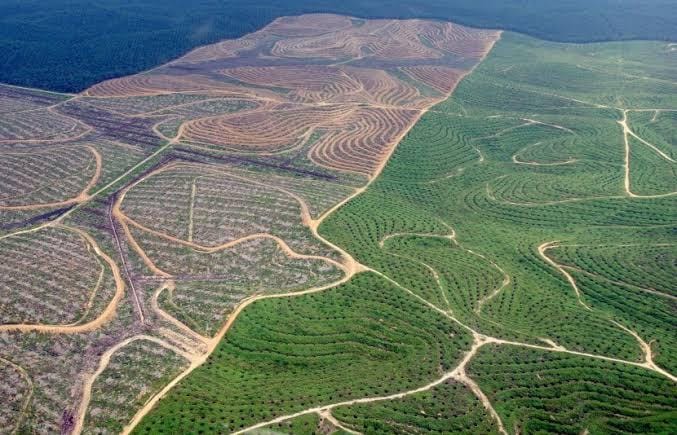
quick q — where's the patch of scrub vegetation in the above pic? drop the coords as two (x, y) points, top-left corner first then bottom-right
(0, 226), (109, 326)
(83, 339), (189, 434)
(468, 345), (677, 435)
(0, 358), (32, 433)
(134, 273), (473, 433)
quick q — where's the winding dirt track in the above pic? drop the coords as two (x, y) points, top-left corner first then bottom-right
(382, 243), (454, 312)
(151, 283), (210, 347)
(619, 109), (677, 198)
(566, 266), (677, 301)
(318, 409), (361, 435)
(231, 288), (677, 435)
(538, 241), (592, 311)
(230, 333), (507, 435)
(511, 141), (577, 166)
(66, 255), (106, 327)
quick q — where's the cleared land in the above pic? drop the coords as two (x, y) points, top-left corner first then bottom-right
(0, 14), (504, 434)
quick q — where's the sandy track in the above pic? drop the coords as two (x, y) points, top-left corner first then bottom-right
(475, 264), (511, 314)
(0, 123), (93, 145)
(152, 283), (210, 345)
(511, 140), (576, 166)
(231, 333), (508, 435)
(318, 409), (362, 434)
(486, 181), (626, 207)
(66, 256), (106, 327)
(508, 117), (577, 166)
(521, 117), (575, 135)
(378, 231), (455, 248)
(619, 109), (676, 198)
(512, 155), (576, 166)
(537, 241), (592, 311)
(232, 291), (677, 435)
(387, 248), (453, 312)
(108, 197), (147, 323)
(474, 120), (535, 141)
(610, 320), (676, 382)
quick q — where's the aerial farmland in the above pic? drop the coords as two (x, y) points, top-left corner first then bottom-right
(0, 5), (675, 435)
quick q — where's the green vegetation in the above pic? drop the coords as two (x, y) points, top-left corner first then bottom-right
(135, 273), (472, 433)
(2, 0), (676, 92)
(249, 413), (321, 434)
(550, 244), (675, 298)
(628, 110), (676, 161)
(322, 32), (676, 360)
(468, 345), (677, 434)
(628, 135), (676, 195)
(332, 380), (498, 434)
(136, 32), (676, 433)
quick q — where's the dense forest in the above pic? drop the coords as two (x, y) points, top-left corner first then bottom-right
(1, 0), (675, 92)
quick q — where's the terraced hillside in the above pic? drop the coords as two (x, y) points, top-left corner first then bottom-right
(135, 33), (677, 434)
(0, 14), (505, 434)
(0, 14), (675, 435)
